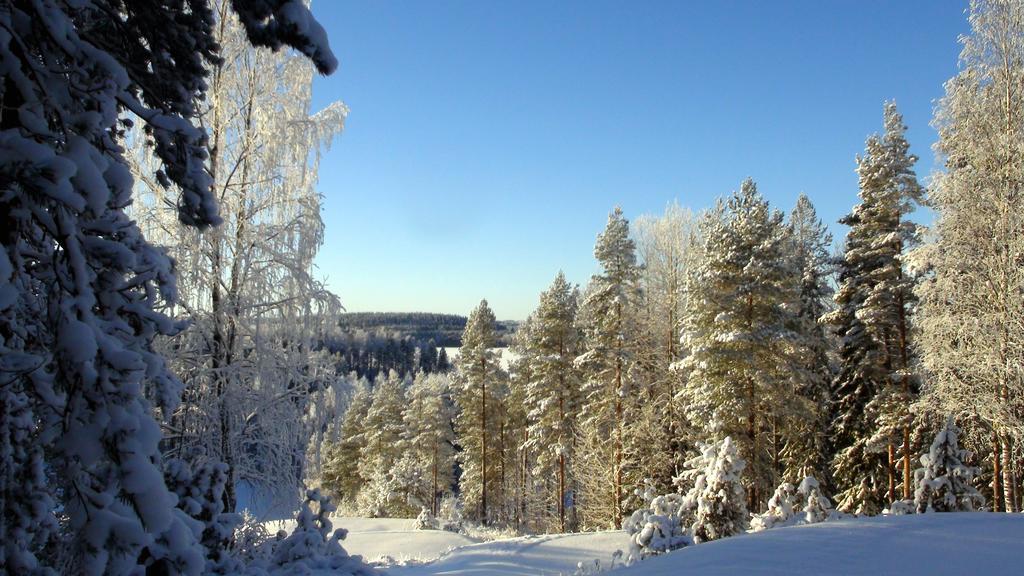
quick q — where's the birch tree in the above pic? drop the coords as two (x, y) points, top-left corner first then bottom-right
(917, 0), (1024, 513)
(129, 0), (346, 512)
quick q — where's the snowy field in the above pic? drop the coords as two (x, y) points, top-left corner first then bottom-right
(443, 347), (519, 371)
(281, 513), (1024, 575)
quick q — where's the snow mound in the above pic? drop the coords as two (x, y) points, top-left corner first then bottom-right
(617, 513), (1024, 575)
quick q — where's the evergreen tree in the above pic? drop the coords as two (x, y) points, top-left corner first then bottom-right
(357, 370), (409, 516)
(453, 300), (506, 523)
(321, 379), (373, 507)
(679, 180), (804, 509)
(690, 437), (748, 543)
(917, 0), (1024, 513)
(525, 272), (582, 532)
(784, 195), (835, 484)
(575, 207), (643, 528)
(826, 103), (926, 512)
(0, 1), (334, 572)
(403, 373), (457, 516)
(914, 419), (984, 513)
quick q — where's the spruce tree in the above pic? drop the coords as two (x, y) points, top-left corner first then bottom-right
(402, 373), (457, 516)
(914, 419), (984, 513)
(575, 208), (642, 528)
(321, 379), (373, 507)
(0, 1), (335, 572)
(826, 103), (925, 512)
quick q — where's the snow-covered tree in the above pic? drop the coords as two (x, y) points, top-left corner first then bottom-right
(402, 372), (457, 515)
(357, 371), (410, 517)
(784, 195), (835, 483)
(524, 272), (582, 532)
(0, 0), (335, 572)
(825, 103), (926, 513)
(679, 180), (804, 509)
(575, 207), (643, 529)
(453, 300), (507, 524)
(624, 482), (691, 561)
(321, 377), (373, 507)
(128, 0), (346, 512)
(916, 0), (1024, 513)
(269, 490), (376, 575)
(689, 437), (748, 543)
(914, 419), (984, 513)
(634, 203), (701, 490)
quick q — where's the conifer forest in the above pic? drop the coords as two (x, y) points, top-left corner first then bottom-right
(2, 1), (1024, 574)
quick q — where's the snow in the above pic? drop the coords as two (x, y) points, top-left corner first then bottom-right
(384, 531), (630, 576)
(284, 513), (1024, 575)
(619, 513), (1024, 576)
(265, 517), (479, 565)
(443, 347), (519, 371)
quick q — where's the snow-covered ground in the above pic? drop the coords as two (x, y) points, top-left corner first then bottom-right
(443, 347), (519, 371)
(300, 513), (1024, 575)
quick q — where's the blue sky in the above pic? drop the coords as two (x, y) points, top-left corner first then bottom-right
(309, 0), (969, 321)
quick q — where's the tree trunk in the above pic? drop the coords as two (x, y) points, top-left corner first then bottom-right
(993, 432), (1004, 512)
(887, 443), (896, 505)
(481, 355), (488, 524)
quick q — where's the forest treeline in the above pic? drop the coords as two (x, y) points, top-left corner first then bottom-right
(315, 0), (1024, 538)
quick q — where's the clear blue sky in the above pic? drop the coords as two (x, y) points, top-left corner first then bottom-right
(309, 0), (969, 321)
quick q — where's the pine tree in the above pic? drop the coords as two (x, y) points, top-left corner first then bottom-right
(0, 1), (335, 572)
(403, 373), (457, 515)
(453, 300), (506, 524)
(826, 103), (926, 512)
(914, 418), (984, 513)
(321, 378), (373, 508)
(575, 207), (643, 528)
(784, 195), (835, 484)
(679, 180), (803, 510)
(917, 0), (1024, 513)
(358, 370), (409, 517)
(525, 272), (582, 532)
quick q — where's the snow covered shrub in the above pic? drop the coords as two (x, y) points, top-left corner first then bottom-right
(690, 437), (748, 543)
(887, 499), (916, 515)
(415, 507), (438, 530)
(914, 419), (984, 513)
(162, 459), (242, 573)
(624, 480), (691, 561)
(751, 476), (836, 531)
(750, 482), (798, 531)
(437, 494), (465, 532)
(268, 489), (377, 575)
(232, 510), (272, 564)
(797, 477), (835, 523)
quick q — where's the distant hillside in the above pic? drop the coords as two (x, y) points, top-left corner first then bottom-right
(337, 312), (518, 347)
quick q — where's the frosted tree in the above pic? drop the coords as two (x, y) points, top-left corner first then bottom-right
(453, 300), (507, 524)
(402, 372), (457, 515)
(575, 207), (643, 528)
(914, 419), (985, 513)
(916, 0), (1024, 513)
(679, 180), (804, 510)
(357, 371), (410, 517)
(783, 195), (835, 483)
(523, 272), (582, 532)
(690, 437), (748, 543)
(634, 203), (701, 489)
(127, 0), (346, 513)
(826, 103), (926, 512)
(505, 318), (536, 529)
(0, 0), (335, 572)
(321, 377), (373, 508)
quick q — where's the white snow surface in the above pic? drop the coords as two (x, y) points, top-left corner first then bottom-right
(276, 513), (1023, 575)
(384, 531), (629, 576)
(617, 512), (1023, 576)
